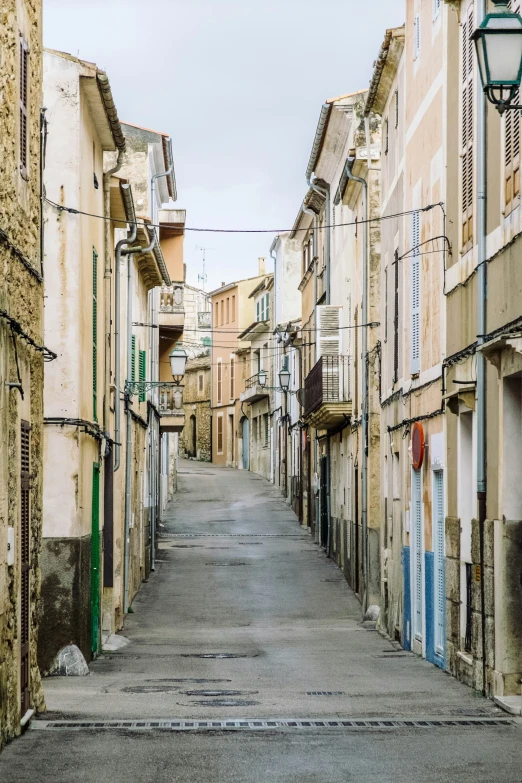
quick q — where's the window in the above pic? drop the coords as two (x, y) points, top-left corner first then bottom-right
(214, 302), (218, 326)
(393, 248), (400, 383)
(384, 262), (388, 343)
(131, 335), (136, 382)
(433, 0), (441, 19)
(139, 350), (146, 402)
(226, 298), (230, 323)
(433, 468), (445, 656)
(384, 118), (389, 155)
(231, 295), (236, 322)
(461, 3), (474, 251)
(92, 247), (98, 421)
(220, 300), (224, 326)
(217, 414), (224, 454)
(414, 13), (420, 59)
(256, 293), (269, 322)
(395, 89), (399, 129)
(412, 467), (423, 643)
(20, 419), (31, 714)
(230, 355), (235, 400)
(263, 413), (269, 448)
(198, 373), (204, 393)
(19, 35), (29, 176)
(410, 212), (421, 375)
(217, 359), (222, 404)
(505, 4), (521, 215)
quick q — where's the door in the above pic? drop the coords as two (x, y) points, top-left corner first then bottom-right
(433, 469), (446, 660)
(411, 467), (423, 646)
(320, 455), (328, 548)
(20, 420), (31, 716)
(242, 417), (249, 470)
(190, 415), (197, 457)
(354, 466), (360, 595)
(91, 463), (100, 655)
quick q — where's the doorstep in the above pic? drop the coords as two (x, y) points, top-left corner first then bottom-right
(493, 695), (522, 716)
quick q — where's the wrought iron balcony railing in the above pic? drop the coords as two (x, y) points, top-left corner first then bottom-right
(304, 355), (351, 418)
(160, 284), (184, 313)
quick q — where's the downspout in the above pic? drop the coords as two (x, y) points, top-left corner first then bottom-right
(345, 157), (369, 610)
(270, 239), (278, 483)
(123, 230), (157, 614)
(103, 148), (125, 442)
(114, 184), (137, 472)
(476, 0), (488, 697)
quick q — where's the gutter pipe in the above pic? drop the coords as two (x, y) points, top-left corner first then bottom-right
(123, 229), (157, 614)
(270, 237), (278, 485)
(345, 157), (369, 610)
(476, 0), (488, 697)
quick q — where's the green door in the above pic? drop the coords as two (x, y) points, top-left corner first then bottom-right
(91, 463), (100, 655)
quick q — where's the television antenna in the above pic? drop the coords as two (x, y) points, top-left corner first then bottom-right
(196, 245), (213, 291)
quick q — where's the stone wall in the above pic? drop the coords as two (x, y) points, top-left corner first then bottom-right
(180, 357), (211, 462)
(0, 0), (46, 747)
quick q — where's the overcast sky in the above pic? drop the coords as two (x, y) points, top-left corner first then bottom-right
(44, 0), (404, 292)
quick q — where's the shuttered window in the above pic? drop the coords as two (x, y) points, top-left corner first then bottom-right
(384, 119), (389, 155)
(217, 359), (222, 404)
(393, 249), (400, 384)
(433, 0), (441, 19)
(414, 13), (420, 59)
(139, 350), (146, 402)
(92, 247), (98, 421)
(19, 36), (29, 176)
(433, 469), (445, 656)
(505, 1), (521, 215)
(20, 420), (31, 714)
(410, 212), (421, 375)
(217, 414), (223, 454)
(316, 305), (342, 358)
(412, 467), (423, 642)
(395, 89), (399, 129)
(131, 335), (136, 382)
(263, 413), (269, 447)
(230, 356), (235, 400)
(461, 4), (474, 251)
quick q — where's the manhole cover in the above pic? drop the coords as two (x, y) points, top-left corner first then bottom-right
(181, 653), (258, 659)
(182, 690), (258, 697)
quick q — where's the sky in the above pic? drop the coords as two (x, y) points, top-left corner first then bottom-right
(43, 0), (404, 292)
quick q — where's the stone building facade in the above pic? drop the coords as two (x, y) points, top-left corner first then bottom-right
(180, 355), (211, 462)
(0, 0), (46, 746)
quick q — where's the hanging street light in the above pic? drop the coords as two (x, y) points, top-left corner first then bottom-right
(278, 367), (291, 391)
(473, 0), (522, 113)
(257, 369), (268, 387)
(169, 345), (188, 384)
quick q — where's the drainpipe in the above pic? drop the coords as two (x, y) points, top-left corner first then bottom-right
(114, 184), (137, 472)
(270, 238), (278, 483)
(123, 229), (157, 614)
(476, 0), (488, 697)
(103, 148), (125, 443)
(345, 157), (369, 610)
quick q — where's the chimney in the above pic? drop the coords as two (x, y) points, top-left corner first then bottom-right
(258, 256), (266, 276)
(221, 281), (226, 287)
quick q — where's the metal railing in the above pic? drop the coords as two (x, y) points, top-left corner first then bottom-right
(304, 355), (351, 418)
(160, 284), (184, 313)
(158, 383), (185, 414)
(245, 373), (263, 390)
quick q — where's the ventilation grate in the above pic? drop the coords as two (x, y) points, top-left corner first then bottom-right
(34, 718), (513, 732)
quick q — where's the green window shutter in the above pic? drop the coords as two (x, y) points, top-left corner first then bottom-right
(139, 349), (146, 402)
(92, 247), (98, 422)
(131, 336), (136, 383)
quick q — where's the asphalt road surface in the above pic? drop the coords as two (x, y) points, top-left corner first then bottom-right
(1, 460), (520, 782)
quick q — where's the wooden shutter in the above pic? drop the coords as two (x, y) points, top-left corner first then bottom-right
(433, 469), (445, 656)
(316, 305), (342, 358)
(19, 36), (29, 176)
(410, 212), (421, 375)
(384, 119), (389, 155)
(256, 300), (260, 322)
(433, 0), (441, 18)
(230, 356), (235, 400)
(395, 89), (399, 129)
(139, 350), (146, 402)
(412, 467), (423, 642)
(414, 13), (420, 59)
(217, 360), (222, 404)
(393, 249), (399, 383)
(505, 1), (521, 214)
(217, 415), (223, 453)
(92, 248), (98, 421)
(131, 335), (136, 382)
(461, 4), (474, 251)
(20, 420), (31, 714)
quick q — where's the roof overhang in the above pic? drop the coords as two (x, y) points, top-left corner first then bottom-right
(238, 320), (270, 340)
(289, 187), (327, 239)
(364, 27), (406, 117)
(159, 207), (186, 238)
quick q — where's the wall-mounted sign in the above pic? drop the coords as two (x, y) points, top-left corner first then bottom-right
(411, 422), (425, 470)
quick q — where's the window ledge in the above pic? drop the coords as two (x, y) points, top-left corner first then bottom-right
(457, 650), (473, 667)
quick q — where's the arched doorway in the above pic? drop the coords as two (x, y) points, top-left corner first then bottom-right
(242, 417), (249, 470)
(190, 414), (197, 458)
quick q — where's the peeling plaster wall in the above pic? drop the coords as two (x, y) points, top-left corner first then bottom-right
(0, 0), (45, 748)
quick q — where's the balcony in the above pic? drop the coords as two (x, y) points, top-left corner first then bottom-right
(304, 355), (352, 429)
(240, 373), (270, 404)
(158, 383), (186, 433)
(159, 284), (184, 332)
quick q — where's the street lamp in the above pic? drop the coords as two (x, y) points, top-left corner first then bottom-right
(258, 369), (268, 387)
(473, 0), (522, 113)
(279, 367), (291, 391)
(169, 345), (187, 384)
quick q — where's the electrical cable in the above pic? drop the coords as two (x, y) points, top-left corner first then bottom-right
(0, 309), (57, 361)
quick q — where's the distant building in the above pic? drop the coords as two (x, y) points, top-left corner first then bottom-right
(180, 355), (211, 462)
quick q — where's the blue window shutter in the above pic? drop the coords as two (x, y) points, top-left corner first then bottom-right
(410, 211), (421, 375)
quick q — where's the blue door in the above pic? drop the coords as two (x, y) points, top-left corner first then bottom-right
(242, 417), (249, 470)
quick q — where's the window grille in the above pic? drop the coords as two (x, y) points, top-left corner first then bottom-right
(19, 36), (29, 176)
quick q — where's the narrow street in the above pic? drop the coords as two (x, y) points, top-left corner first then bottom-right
(1, 460), (521, 782)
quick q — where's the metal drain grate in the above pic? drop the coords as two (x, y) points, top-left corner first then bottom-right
(34, 717), (514, 732)
(306, 692), (346, 696)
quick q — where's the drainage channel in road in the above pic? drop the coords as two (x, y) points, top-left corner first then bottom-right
(32, 717), (515, 732)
